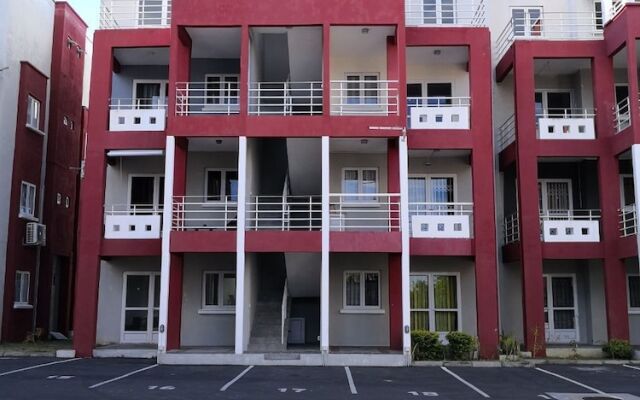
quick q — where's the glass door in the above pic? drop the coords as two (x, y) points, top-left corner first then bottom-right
(121, 273), (160, 343)
(538, 180), (572, 217)
(543, 275), (579, 343)
(512, 8), (543, 37)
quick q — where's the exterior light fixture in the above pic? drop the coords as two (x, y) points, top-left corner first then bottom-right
(360, 139), (369, 145)
(361, 27), (370, 34)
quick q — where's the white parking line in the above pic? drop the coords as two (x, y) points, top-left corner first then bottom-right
(534, 367), (608, 395)
(0, 358), (81, 377)
(220, 365), (254, 392)
(344, 366), (357, 395)
(440, 367), (490, 398)
(89, 364), (158, 389)
(623, 364), (640, 371)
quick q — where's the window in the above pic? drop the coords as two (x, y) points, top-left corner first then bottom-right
(410, 273), (460, 332)
(538, 179), (573, 215)
(512, 7), (543, 37)
(14, 271), (30, 307)
(133, 81), (168, 109)
(202, 271), (236, 310)
(409, 175), (456, 215)
(19, 182), (37, 218)
(26, 95), (41, 130)
(594, 2), (603, 30)
(346, 74), (379, 105)
(205, 75), (239, 105)
(343, 271), (380, 309)
(629, 275), (640, 312)
(422, 0), (455, 24)
(342, 168), (378, 202)
(205, 169), (238, 202)
(129, 175), (164, 211)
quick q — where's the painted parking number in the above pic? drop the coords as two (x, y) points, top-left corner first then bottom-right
(278, 388), (307, 393)
(408, 391), (439, 397)
(148, 385), (175, 391)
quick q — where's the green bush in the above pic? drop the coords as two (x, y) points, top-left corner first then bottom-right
(411, 330), (444, 361)
(603, 339), (633, 360)
(499, 334), (520, 357)
(446, 332), (477, 361)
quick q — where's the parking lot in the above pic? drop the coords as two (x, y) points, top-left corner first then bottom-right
(1, 357), (639, 400)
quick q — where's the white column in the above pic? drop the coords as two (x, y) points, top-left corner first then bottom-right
(235, 136), (248, 354)
(321, 136), (330, 354)
(399, 134), (411, 359)
(158, 136), (176, 353)
(632, 145), (640, 279)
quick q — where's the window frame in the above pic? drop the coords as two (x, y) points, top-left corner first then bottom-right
(511, 6), (544, 38)
(26, 95), (41, 131)
(127, 174), (165, 212)
(341, 167), (380, 204)
(409, 272), (462, 334)
(345, 73), (380, 105)
(200, 270), (236, 314)
(341, 270), (383, 313)
(538, 178), (574, 215)
(628, 274), (640, 314)
(14, 270), (31, 308)
(132, 79), (169, 109)
(203, 168), (239, 204)
(19, 181), (37, 219)
(204, 74), (240, 105)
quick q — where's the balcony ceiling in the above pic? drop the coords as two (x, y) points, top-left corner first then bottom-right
(331, 26), (395, 58)
(188, 138), (239, 152)
(330, 138), (388, 154)
(187, 27), (242, 59)
(534, 58), (590, 76)
(613, 41), (640, 68)
(113, 47), (169, 66)
(406, 46), (468, 66)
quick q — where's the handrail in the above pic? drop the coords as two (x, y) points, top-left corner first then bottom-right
(330, 80), (399, 116)
(536, 108), (596, 119)
(110, 98), (168, 110)
(281, 280), (289, 346)
(246, 195), (321, 231)
(329, 193), (401, 232)
(176, 82), (240, 116)
(408, 202), (473, 215)
(249, 81), (322, 116)
(172, 196), (238, 231)
(100, 0), (172, 29)
(496, 11), (603, 60)
(504, 213), (520, 244)
(407, 97), (471, 108)
(619, 204), (637, 237)
(611, 0), (640, 19)
(496, 115), (516, 152)
(405, 0), (487, 27)
(615, 96), (632, 133)
(104, 204), (163, 216)
(539, 209), (601, 221)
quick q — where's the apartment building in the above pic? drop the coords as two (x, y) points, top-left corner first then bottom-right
(0, 1), (87, 342)
(74, 0), (639, 364)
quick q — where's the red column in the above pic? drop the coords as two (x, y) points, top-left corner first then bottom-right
(167, 26), (192, 134)
(166, 138), (188, 350)
(388, 138), (400, 231)
(322, 23), (331, 123)
(386, 35), (400, 117)
(513, 44), (546, 356)
(625, 36), (640, 143)
(239, 25), (249, 117)
(470, 30), (500, 359)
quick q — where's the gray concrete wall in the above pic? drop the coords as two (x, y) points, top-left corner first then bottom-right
(499, 262), (524, 341)
(243, 253), (259, 351)
(104, 156), (165, 206)
(96, 257), (161, 345)
(410, 256), (477, 337)
(538, 160), (600, 210)
(111, 65), (169, 100)
(408, 155), (473, 203)
(329, 253), (390, 347)
(181, 254), (236, 347)
(330, 153), (388, 193)
(626, 258), (640, 345)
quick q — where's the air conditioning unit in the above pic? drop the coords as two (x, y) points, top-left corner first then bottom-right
(25, 223), (46, 246)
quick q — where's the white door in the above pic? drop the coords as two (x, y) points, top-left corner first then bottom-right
(288, 318), (305, 344)
(543, 275), (579, 343)
(121, 273), (160, 343)
(539, 179), (572, 216)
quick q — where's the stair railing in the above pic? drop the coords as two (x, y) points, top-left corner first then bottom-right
(281, 280), (289, 345)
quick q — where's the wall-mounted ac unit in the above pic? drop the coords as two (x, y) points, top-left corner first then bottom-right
(25, 223), (46, 246)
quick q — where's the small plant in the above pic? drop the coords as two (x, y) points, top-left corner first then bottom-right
(603, 339), (633, 360)
(411, 330), (444, 361)
(569, 340), (579, 360)
(499, 333), (520, 359)
(446, 332), (477, 361)
(532, 325), (543, 358)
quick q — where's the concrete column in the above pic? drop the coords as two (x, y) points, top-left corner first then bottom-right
(399, 134), (411, 358)
(235, 137), (248, 354)
(321, 136), (330, 354)
(632, 145), (640, 280)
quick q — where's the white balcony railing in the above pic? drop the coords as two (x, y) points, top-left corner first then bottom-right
(409, 202), (473, 238)
(620, 204), (637, 237)
(615, 96), (633, 133)
(405, 0), (487, 26)
(496, 12), (603, 59)
(175, 82), (240, 116)
(611, 0), (640, 19)
(100, 0), (171, 29)
(172, 196), (238, 231)
(407, 97), (471, 130)
(249, 82), (322, 116)
(537, 109), (596, 140)
(329, 193), (401, 232)
(503, 213), (520, 245)
(540, 210), (601, 243)
(246, 195), (321, 231)
(330, 80), (400, 116)
(496, 114), (516, 152)
(109, 98), (167, 131)
(104, 205), (163, 239)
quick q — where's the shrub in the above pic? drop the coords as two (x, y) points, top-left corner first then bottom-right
(411, 330), (444, 361)
(446, 332), (477, 361)
(499, 334), (520, 357)
(603, 339), (633, 360)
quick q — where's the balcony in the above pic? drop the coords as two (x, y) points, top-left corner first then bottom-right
(172, 196), (238, 231)
(405, 0), (487, 27)
(330, 80), (399, 116)
(109, 98), (167, 131)
(104, 205), (162, 239)
(246, 196), (321, 230)
(407, 97), (470, 130)
(99, 0), (171, 29)
(611, 0), (640, 19)
(496, 12), (603, 59)
(540, 210), (601, 243)
(329, 193), (400, 232)
(248, 82), (323, 116)
(409, 202), (473, 238)
(620, 204), (637, 237)
(175, 82), (239, 116)
(537, 109), (596, 140)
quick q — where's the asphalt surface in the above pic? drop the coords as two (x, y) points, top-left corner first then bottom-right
(0, 357), (639, 399)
